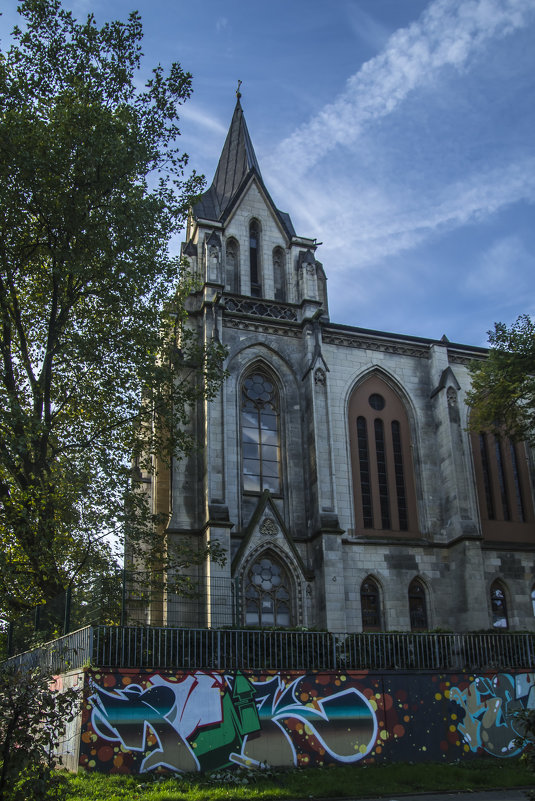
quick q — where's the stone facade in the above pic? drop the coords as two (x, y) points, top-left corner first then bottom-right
(145, 100), (535, 633)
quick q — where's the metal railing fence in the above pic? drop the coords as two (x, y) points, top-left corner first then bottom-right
(3, 626), (534, 675)
(88, 626), (535, 672)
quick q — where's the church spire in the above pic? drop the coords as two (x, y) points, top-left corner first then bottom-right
(193, 97), (262, 222)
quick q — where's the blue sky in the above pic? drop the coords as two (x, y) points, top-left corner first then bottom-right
(2, 0), (535, 346)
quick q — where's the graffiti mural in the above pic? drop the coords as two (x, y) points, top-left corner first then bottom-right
(450, 672), (534, 758)
(79, 669), (532, 773)
(83, 670), (378, 773)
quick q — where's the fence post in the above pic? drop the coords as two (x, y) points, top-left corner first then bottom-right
(63, 585), (72, 635)
(121, 568), (127, 627)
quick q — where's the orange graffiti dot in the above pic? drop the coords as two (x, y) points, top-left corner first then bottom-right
(300, 692), (308, 702)
(113, 754), (123, 768)
(97, 745), (114, 762)
(122, 676), (132, 686)
(403, 715), (410, 723)
(81, 732), (91, 743)
(393, 724), (405, 737)
(375, 746), (382, 754)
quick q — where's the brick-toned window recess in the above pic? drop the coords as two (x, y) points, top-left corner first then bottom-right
(490, 580), (509, 629)
(225, 237), (239, 294)
(244, 554), (292, 626)
(241, 372), (281, 494)
(409, 578), (428, 631)
(361, 577), (382, 631)
(273, 246), (286, 301)
(249, 218), (262, 297)
(349, 376), (419, 535)
(471, 429), (534, 543)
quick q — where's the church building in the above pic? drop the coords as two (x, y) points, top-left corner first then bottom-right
(146, 99), (535, 634)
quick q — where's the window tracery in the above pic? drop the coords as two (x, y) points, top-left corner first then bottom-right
(244, 553), (292, 626)
(241, 372), (281, 494)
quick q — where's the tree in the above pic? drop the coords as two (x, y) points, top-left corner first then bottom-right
(0, 0), (226, 620)
(467, 314), (535, 444)
(0, 665), (79, 800)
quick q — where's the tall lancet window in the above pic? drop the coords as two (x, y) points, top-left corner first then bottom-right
(225, 238), (239, 294)
(241, 372), (281, 494)
(249, 219), (262, 297)
(273, 247), (286, 301)
(349, 376), (419, 535)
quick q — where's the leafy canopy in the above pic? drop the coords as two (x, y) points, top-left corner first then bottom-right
(0, 0), (226, 618)
(467, 314), (535, 444)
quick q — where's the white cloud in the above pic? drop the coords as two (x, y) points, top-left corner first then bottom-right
(266, 0), (535, 180)
(178, 105), (227, 136)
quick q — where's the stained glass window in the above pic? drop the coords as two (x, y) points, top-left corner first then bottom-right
(245, 555), (292, 626)
(409, 579), (428, 631)
(361, 578), (381, 631)
(241, 373), (281, 494)
(250, 219), (261, 297)
(490, 581), (508, 629)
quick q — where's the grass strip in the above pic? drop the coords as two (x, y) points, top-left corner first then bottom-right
(64, 759), (534, 801)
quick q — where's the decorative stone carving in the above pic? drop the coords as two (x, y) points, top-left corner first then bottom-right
(447, 386), (457, 407)
(314, 367), (326, 386)
(225, 296), (297, 321)
(260, 517), (278, 537)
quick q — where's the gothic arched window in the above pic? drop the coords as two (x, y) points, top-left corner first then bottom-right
(490, 580), (508, 629)
(225, 237), (239, 294)
(361, 577), (381, 631)
(244, 554), (292, 626)
(349, 376), (418, 535)
(470, 429), (534, 542)
(273, 247), (286, 301)
(249, 219), (262, 297)
(241, 372), (281, 494)
(409, 578), (428, 631)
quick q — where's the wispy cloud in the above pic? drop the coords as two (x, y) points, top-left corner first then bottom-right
(178, 105), (227, 135)
(266, 0), (535, 179)
(464, 234), (535, 296)
(306, 157), (535, 268)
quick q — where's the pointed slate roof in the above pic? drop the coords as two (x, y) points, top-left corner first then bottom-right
(193, 99), (296, 239)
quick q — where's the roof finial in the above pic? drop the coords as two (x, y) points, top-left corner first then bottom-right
(236, 79), (242, 100)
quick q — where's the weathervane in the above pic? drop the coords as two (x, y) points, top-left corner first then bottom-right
(236, 79), (242, 100)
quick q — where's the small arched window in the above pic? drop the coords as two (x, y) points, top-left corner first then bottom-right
(273, 247), (286, 301)
(225, 238), (239, 293)
(408, 578), (428, 631)
(361, 577), (381, 631)
(531, 586), (535, 616)
(249, 219), (262, 297)
(349, 376), (419, 535)
(244, 554), (292, 626)
(490, 580), (508, 629)
(241, 372), (281, 494)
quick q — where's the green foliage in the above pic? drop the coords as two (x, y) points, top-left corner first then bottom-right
(0, 665), (79, 800)
(467, 314), (535, 444)
(63, 760), (534, 800)
(0, 1), (227, 619)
